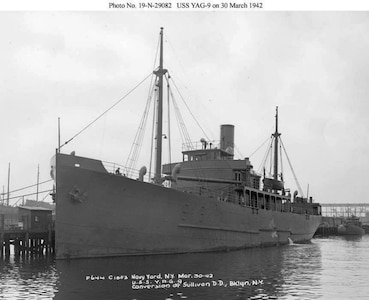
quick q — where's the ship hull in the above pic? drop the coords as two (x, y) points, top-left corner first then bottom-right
(55, 153), (321, 259)
(337, 224), (365, 235)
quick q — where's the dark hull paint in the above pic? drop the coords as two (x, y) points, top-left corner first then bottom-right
(55, 153), (321, 259)
(337, 224), (365, 235)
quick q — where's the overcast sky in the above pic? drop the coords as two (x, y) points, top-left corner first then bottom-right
(0, 12), (368, 205)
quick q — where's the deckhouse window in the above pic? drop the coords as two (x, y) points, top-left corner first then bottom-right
(234, 172), (241, 181)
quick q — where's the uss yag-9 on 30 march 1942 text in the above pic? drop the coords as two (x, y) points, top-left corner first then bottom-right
(108, 1), (264, 10)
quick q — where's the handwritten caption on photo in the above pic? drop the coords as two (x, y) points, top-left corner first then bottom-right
(85, 272), (264, 290)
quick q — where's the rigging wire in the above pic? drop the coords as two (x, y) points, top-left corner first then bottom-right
(167, 77), (172, 165)
(167, 74), (242, 189)
(1, 179), (53, 195)
(279, 141), (284, 181)
(165, 36), (189, 80)
(7, 189), (53, 204)
(167, 76), (208, 185)
(129, 32), (161, 181)
(124, 75), (156, 177)
(59, 72), (153, 150)
(42, 191), (50, 201)
(249, 136), (272, 158)
(148, 87), (157, 181)
(269, 138), (273, 176)
(167, 73), (212, 187)
(170, 94), (186, 146)
(234, 144), (244, 160)
(254, 138), (271, 174)
(169, 76), (211, 142)
(280, 138), (304, 196)
(168, 81), (192, 148)
(257, 137), (273, 175)
(164, 35), (216, 141)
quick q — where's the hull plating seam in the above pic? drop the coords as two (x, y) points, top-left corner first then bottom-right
(178, 223), (259, 234)
(259, 228), (291, 233)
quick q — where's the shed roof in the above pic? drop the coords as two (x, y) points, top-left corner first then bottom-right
(18, 206), (52, 212)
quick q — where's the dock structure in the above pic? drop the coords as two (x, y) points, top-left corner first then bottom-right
(314, 216), (343, 236)
(314, 203), (369, 236)
(321, 203), (369, 217)
(0, 228), (55, 257)
(0, 205), (55, 257)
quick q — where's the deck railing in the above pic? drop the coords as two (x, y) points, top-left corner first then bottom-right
(102, 161), (151, 182)
(182, 140), (220, 151)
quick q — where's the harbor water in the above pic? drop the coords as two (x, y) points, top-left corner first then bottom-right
(0, 235), (368, 299)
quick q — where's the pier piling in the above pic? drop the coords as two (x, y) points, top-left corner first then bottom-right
(0, 229), (55, 258)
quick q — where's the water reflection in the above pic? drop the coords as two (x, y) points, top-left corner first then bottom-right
(54, 243), (322, 300)
(0, 254), (57, 299)
(318, 235), (369, 300)
(3, 235), (369, 299)
(279, 244), (323, 299)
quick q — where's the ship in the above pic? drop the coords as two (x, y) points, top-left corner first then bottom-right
(337, 216), (365, 235)
(51, 28), (322, 259)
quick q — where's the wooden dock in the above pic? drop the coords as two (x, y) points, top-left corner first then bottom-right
(0, 228), (55, 257)
(0, 204), (55, 257)
(315, 225), (338, 236)
(314, 216), (343, 237)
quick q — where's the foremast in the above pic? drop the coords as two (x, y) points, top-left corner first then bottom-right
(273, 106), (281, 181)
(153, 28), (167, 184)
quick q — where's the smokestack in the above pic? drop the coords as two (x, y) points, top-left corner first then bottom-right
(220, 124), (234, 155)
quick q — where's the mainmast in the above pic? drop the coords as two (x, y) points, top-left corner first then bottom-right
(153, 28), (167, 183)
(272, 106), (281, 180)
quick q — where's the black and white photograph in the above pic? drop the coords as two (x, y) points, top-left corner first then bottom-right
(0, 2), (369, 299)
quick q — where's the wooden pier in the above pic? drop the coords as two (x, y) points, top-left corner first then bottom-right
(0, 204), (55, 257)
(0, 228), (55, 257)
(315, 225), (338, 236)
(314, 216), (343, 237)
